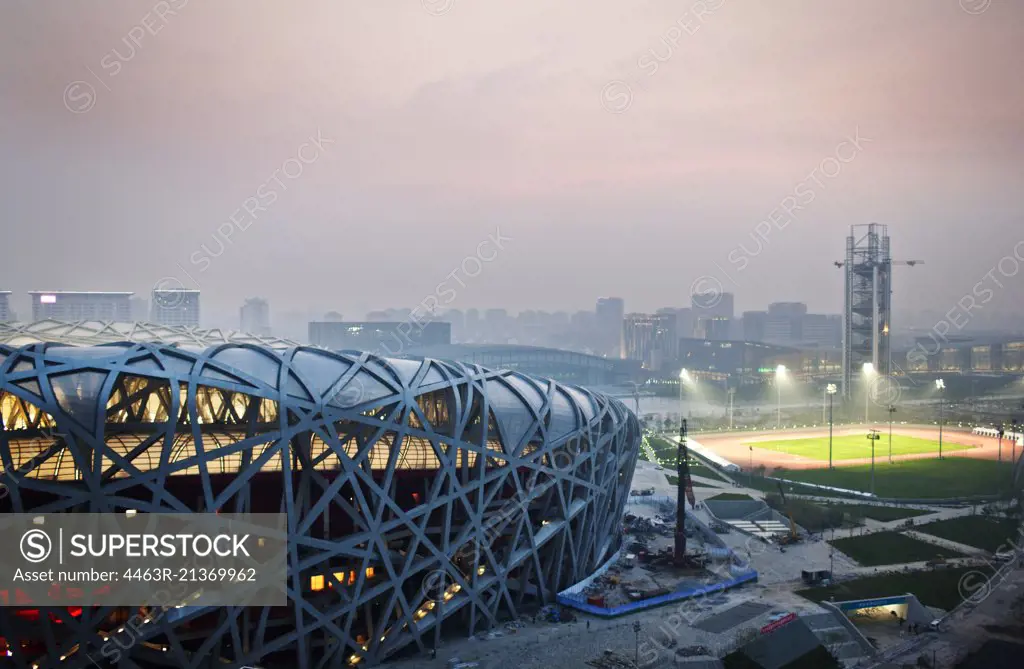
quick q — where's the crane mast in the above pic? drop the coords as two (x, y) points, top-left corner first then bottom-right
(674, 419), (695, 566)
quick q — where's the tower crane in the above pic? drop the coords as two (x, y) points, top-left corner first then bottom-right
(833, 260), (924, 268)
(673, 419), (697, 567)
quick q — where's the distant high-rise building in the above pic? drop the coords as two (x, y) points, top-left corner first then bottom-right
(324, 311), (345, 322)
(439, 309), (465, 340)
(308, 321), (451, 353)
(623, 313), (677, 370)
(129, 297), (149, 322)
(365, 310), (390, 321)
(691, 291), (733, 319)
(698, 316), (731, 341)
(767, 302), (808, 318)
(151, 289), (200, 327)
(240, 297), (271, 336)
(596, 297), (625, 358)
(742, 311), (768, 342)
(623, 313), (655, 367)
(657, 307), (694, 340)
(763, 302), (808, 345)
(802, 314), (843, 348)
(0, 292), (11, 322)
(692, 292), (732, 343)
(484, 308), (508, 326)
(30, 291), (133, 321)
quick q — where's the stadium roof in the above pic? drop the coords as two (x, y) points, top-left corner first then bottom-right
(0, 319), (299, 349)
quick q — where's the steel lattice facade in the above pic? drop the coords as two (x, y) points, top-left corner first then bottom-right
(0, 341), (640, 668)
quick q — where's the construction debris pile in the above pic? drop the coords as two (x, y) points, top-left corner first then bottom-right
(586, 649), (639, 669)
(579, 544), (716, 609)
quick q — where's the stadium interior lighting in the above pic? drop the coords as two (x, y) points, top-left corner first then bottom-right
(862, 362), (874, 375)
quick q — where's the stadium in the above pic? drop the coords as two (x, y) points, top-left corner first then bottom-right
(0, 324), (641, 668)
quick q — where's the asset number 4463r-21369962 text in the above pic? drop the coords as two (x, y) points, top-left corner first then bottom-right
(123, 567), (258, 582)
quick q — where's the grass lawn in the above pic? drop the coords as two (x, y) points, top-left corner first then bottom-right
(707, 493), (754, 502)
(666, 475), (716, 488)
(829, 530), (964, 566)
(797, 565), (983, 611)
(742, 475), (865, 500)
(914, 516), (1023, 554)
(764, 496), (851, 531)
(778, 457), (1013, 499)
(832, 504), (932, 522)
(646, 435), (730, 482)
(748, 434), (972, 461)
(762, 500), (929, 530)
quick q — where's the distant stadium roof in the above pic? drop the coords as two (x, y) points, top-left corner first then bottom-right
(0, 320), (299, 348)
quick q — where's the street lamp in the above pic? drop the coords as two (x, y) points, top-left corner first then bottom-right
(776, 365), (787, 429)
(826, 384), (837, 469)
(868, 429), (879, 495)
(887, 406), (896, 464)
(728, 387), (736, 430)
(862, 362), (875, 424)
(633, 621), (641, 666)
(1012, 418), (1019, 469)
(935, 378), (945, 459)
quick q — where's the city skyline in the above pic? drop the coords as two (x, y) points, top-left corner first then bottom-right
(2, 4), (1023, 668)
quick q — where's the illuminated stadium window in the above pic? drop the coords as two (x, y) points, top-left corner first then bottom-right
(310, 575), (325, 592)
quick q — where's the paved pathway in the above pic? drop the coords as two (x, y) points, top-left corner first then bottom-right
(904, 529), (988, 557)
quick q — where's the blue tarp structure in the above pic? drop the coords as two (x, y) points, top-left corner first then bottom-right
(556, 570), (757, 617)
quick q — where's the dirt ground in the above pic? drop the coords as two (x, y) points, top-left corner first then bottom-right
(697, 427), (1012, 470)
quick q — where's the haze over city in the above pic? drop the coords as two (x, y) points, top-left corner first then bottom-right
(2, 0), (1023, 330)
(4, 4), (1024, 669)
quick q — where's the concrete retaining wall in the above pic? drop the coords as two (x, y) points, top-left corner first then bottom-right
(819, 601), (877, 658)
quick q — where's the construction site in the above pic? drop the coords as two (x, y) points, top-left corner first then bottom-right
(558, 421), (758, 616)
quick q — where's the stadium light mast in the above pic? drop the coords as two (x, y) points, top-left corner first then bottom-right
(826, 384), (837, 469)
(868, 429), (880, 496)
(1013, 417), (1020, 470)
(728, 387), (736, 430)
(935, 378), (945, 459)
(862, 362), (875, 424)
(887, 405), (896, 464)
(776, 365), (787, 429)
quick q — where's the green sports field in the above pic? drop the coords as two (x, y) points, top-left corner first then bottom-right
(780, 457), (1013, 498)
(747, 434), (972, 461)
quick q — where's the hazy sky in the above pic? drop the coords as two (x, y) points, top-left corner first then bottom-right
(1, 0), (1022, 326)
